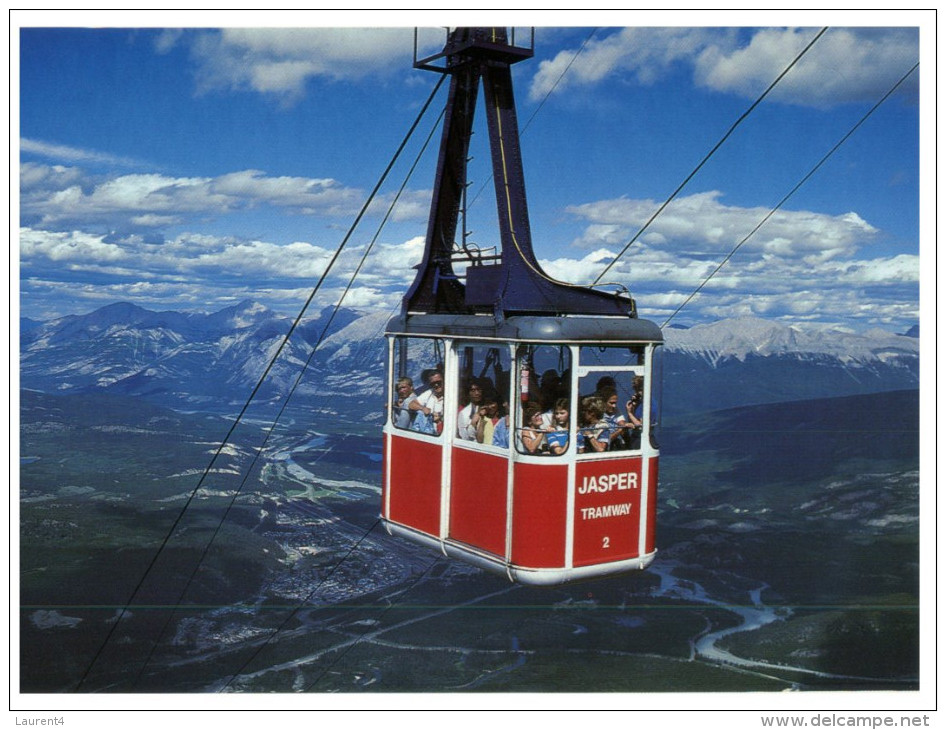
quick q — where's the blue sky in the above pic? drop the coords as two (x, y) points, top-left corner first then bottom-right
(15, 11), (929, 333)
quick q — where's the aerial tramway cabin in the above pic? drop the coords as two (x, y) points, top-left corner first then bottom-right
(381, 28), (663, 585)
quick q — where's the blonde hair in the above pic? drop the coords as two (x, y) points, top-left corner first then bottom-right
(581, 396), (605, 421)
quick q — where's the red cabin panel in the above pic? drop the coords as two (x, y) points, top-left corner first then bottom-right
(449, 446), (507, 556)
(381, 433), (389, 507)
(573, 457), (644, 567)
(386, 434), (442, 537)
(511, 461), (568, 569)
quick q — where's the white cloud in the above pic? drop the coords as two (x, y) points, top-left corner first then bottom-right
(318, 284), (399, 311)
(19, 225), (420, 320)
(19, 164), (407, 231)
(19, 226), (427, 291)
(18, 161), (917, 331)
(530, 27), (722, 101)
(628, 242), (919, 329)
(831, 254), (920, 284)
(23, 172), (220, 229)
(685, 284), (917, 328)
(529, 188), (918, 330)
(20, 214), (918, 332)
(21, 228), (127, 263)
(211, 170), (362, 215)
(202, 238), (337, 279)
(21, 138), (144, 168)
(566, 190), (878, 262)
(541, 248), (615, 285)
(358, 236), (427, 286)
(370, 189), (432, 222)
(530, 27), (918, 109)
(20, 162), (84, 192)
(153, 28), (184, 55)
(695, 28), (919, 107)
(187, 28), (418, 103)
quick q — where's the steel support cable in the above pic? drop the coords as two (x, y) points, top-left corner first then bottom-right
(220, 518), (383, 692)
(660, 61), (919, 330)
(592, 27), (829, 286)
(134, 91), (445, 690)
(215, 122), (442, 691)
(136, 103), (447, 689)
(74, 74), (446, 692)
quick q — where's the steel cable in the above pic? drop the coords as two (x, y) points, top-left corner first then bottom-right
(132, 85), (446, 692)
(593, 27), (829, 285)
(75, 74), (446, 692)
(661, 61), (919, 329)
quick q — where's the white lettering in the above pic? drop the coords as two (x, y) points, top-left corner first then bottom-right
(618, 472), (638, 490)
(579, 472), (639, 494)
(580, 503), (633, 520)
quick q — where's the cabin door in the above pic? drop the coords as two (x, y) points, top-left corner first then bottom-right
(447, 342), (512, 557)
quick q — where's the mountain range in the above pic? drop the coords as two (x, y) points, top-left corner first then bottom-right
(20, 301), (919, 417)
(661, 316), (918, 414)
(19, 302), (921, 693)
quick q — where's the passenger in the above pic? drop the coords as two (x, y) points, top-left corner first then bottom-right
(627, 375), (645, 425)
(492, 403), (510, 448)
(519, 404), (547, 454)
(596, 375), (616, 393)
(559, 368), (571, 396)
(545, 398), (570, 455)
(597, 386), (629, 450)
(580, 374), (615, 402)
(625, 375), (646, 449)
(577, 396), (610, 453)
(392, 376), (417, 429)
(409, 370), (445, 435)
(457, 379), (485, 440)
(539, 370), (561, 408)
(475, 394), (502, 445)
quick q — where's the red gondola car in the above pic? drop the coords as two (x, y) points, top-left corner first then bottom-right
(381, 28), (663, 585)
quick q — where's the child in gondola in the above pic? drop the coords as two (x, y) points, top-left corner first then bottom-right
(545, 398), (570, 455)
(577, 396), (610, 453)
(520, 404), (547, 454)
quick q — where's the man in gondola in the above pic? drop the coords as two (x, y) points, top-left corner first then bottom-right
(410, 369), (445, 435)
(474, 392), (502, 445)
(457, 378), (485, 440)
(392, 376), (417, 429)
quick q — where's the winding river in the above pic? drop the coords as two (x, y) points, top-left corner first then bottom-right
(648, 559), (908, 683)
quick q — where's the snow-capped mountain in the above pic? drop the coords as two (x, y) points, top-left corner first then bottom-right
(661, 317), (918, 414)
(663, 317), (919, 366)
(19, 303), (919, 417)
(20, 300), (371, 410)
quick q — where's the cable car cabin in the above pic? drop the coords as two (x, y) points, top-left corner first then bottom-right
(380, 27), (664, 585)
(382, 317), (662, 585)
